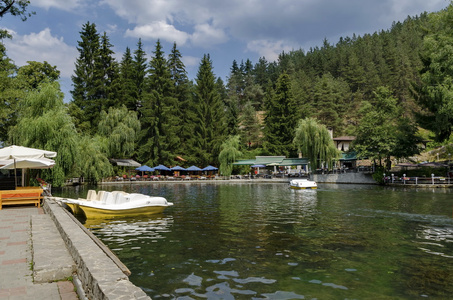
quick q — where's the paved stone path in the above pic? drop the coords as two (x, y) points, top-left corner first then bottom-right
(0, 206), (78, 300)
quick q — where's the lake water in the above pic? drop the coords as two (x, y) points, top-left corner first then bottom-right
(53, 183), (453, 299)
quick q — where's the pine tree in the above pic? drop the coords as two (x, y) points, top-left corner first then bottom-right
(188, 54), (226, 166)
(71, 27), (119, 134)
(97, 32), (120, 109)
(313, 73), (351, 134)
(225, 61), (242, 136)
(263, 72), (298, 157)
(168, 42), (191, 150)
(71, 22), (101, 133)
(138, 40), (179, 166)
(240, 101), (261, 148)
(118, 47), (137, 110)
(133, 38), (147, 113)
(253, 57), (269, 87)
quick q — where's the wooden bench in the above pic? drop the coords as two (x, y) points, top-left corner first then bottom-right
(0, 188), (44, 210)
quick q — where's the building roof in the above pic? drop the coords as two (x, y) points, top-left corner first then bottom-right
(232, 159), (257, 166)
(280, 158), (309, 166)
(233, 156), (308, 166)
(333, 136), (356, 141)
(110, 159), (141, 167)
(339, 151), (358, 161)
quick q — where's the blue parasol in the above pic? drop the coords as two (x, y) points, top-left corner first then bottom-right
(186, 165), (202, 171)
(153, 164), (171, 171)
(135, 165), (154, 172)
(202, 165), (218, 171)
(171, 165), (186, 171)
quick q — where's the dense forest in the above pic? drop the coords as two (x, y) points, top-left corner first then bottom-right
(1, 2), (453, 186)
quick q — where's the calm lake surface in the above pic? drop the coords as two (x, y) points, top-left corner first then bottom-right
(53, 183), (453, 299)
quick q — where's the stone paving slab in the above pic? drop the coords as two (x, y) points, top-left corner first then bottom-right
(0, 206), (77, 300)
(32, 214), (76, 283)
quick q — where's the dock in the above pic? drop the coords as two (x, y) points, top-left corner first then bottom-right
(0, 198), (151, 300)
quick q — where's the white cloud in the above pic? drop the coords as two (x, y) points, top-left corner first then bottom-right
(103, 0), (226, 48)
(380, 0), (447, 25)
(104, 0), (448, 56)
(191, 23), (228, 47)
(100, 0), (186, 24)
(3, 28), (78, 78)
(246, 40), (295, 62)
(182, 55), (200, 68)
(32, 0), (84, 11)
(125, 22), (189, 45)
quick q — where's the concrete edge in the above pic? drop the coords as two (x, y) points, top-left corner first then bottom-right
(31, 214), (76, 283)
(43, 198), (151, 300)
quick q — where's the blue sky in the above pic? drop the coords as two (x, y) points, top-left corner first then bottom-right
(0, 0), (448, 102)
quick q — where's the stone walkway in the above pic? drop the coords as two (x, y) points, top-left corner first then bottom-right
(0, 206), (78, 300)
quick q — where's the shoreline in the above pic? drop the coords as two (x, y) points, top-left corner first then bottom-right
(97, 177), (453, 188)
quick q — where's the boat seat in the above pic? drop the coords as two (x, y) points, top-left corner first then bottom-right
(112, 191), (127, 196)
(96, 191), (106, 201)
(126, 193), (142, 202)
(101, 192), (114, 205)
(114, 193), (128, 204)
(86, 190), (97, 201)
(142, 197), (167, 206)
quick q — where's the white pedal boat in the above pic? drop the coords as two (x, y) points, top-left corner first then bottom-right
(59, 190), (173, 218)
(289, 179), (317, 190)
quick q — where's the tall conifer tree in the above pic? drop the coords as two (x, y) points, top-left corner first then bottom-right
(133, 38), (147, 113)
(118, 47), (137, 110)
(168, 42), (191, 151)
(71, 21), (101, 132)
(189, 54), (226, 166)
(138, 40), (179, 166)
(97, 32), (120, 109)
(263, 72), (298, 157)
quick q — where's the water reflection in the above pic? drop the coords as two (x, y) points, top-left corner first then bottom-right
(54, 183), (453, 299)
(416, 225), (453, 259)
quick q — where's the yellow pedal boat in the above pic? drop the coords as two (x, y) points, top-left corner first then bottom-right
(59, 190), (173, 219)
(289, 179), (317, 190)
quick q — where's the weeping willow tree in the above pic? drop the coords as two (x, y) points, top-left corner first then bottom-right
(8, 81), (79, 186)
(293, 118), (339, 172)
(97, 105), (140, 158)
(218, 135), (242, 177)
(8, 81), (115, 186)
(76, 135), (113, 184)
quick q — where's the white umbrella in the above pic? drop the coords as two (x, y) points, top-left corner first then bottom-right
(0, 146), (57, 187)
(0, 158), (55, 170)
(0, 145), (57, 160)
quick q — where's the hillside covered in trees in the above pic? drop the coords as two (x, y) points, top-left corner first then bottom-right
(1, 3), (453, 186)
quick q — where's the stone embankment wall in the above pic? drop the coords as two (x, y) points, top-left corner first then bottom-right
(100, 173), (377, 185)
(44, 199), (151, 300)
(312, 172), (377, 184)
